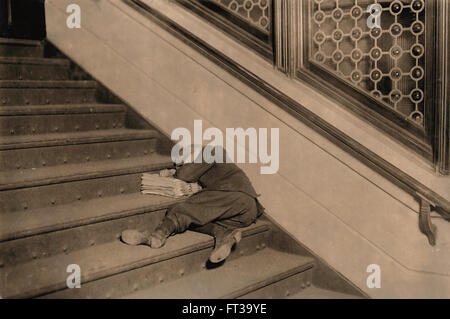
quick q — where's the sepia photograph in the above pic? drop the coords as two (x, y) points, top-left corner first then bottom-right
(0, 0), (449, 304)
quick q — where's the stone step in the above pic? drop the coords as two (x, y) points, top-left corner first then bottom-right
(120, 248), (315, 299)
(0, 193), (181, 267)
(0, 104), (126, 136)
(0, 193), (180, 242)
(0, 57), (70, 80)
(0, 38), (44, 58)
(0, 80), (97, 105)
(0, 173), (148, 213)
(0, 153), (173, 191)
(0, 129), (159, 170)
(0, 221), (270, 299)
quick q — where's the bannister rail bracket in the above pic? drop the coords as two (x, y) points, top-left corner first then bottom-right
(417, 194), (437, 246)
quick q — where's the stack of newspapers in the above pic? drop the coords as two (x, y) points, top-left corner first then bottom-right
(141, 173), (202, 198)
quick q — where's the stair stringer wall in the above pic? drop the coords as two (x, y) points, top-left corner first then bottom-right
(44, 0), (450, 298)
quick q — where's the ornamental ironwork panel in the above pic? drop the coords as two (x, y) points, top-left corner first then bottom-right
(207, 0), (272, 33)
(308, 0), (427, 127)
(176, 0), (274, 59)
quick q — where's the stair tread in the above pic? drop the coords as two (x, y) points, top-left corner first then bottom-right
(0, 221), (270, 298)
(121, 248), (314, 299)
(0, 104), (125, 115)
(0, 80), (97, 88)
(288, 286), (361, 299)
(0, 38), (42, 46)
(0, 128), (158, 150)
(0, 193), (181, 242)
(0, 56), (69, 66)
(0, 154), (173, 190)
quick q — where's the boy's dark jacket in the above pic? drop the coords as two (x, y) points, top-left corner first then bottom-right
(175, 161), (258, 198)
(174, 147), (265, 216)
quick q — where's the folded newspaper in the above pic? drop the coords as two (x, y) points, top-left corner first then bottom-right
(141, 173), (202, 198)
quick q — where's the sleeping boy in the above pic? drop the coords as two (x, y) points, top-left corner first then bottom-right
(121, 146), (264, 263)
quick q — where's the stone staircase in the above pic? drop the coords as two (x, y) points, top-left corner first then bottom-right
(0, 38), (362, 299)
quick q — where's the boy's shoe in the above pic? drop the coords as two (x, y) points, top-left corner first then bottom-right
(209, 229), (242, 263)
(148, 228), (169, 248)
(121, 230), (151, 246)
(121, 217), (177, 248)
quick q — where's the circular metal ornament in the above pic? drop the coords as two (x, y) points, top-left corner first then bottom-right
(370, 69), (382, 81)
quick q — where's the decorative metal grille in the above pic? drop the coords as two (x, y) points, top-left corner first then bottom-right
(206, 0), (272, 33)
(309, 0), (426, 127)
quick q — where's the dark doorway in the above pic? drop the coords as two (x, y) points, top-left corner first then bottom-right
(1, 0), (46, 40)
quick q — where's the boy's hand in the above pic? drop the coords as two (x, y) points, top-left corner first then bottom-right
(159, 169), (176, 177)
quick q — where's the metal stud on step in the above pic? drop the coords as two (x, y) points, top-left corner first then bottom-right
(179, 269), (185, 276)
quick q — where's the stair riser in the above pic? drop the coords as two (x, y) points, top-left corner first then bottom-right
(0, 63), (70, 80)
(0, 112), (126, 136)
(0, 139), (157, 171)
(0, 173), (145, 213)
(0, 209), (169, 268)
(0, 44), (44, 58)
(0, 88), (97, 106)
(237, 268), (314, 299)
(39, 231), (271, 299)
